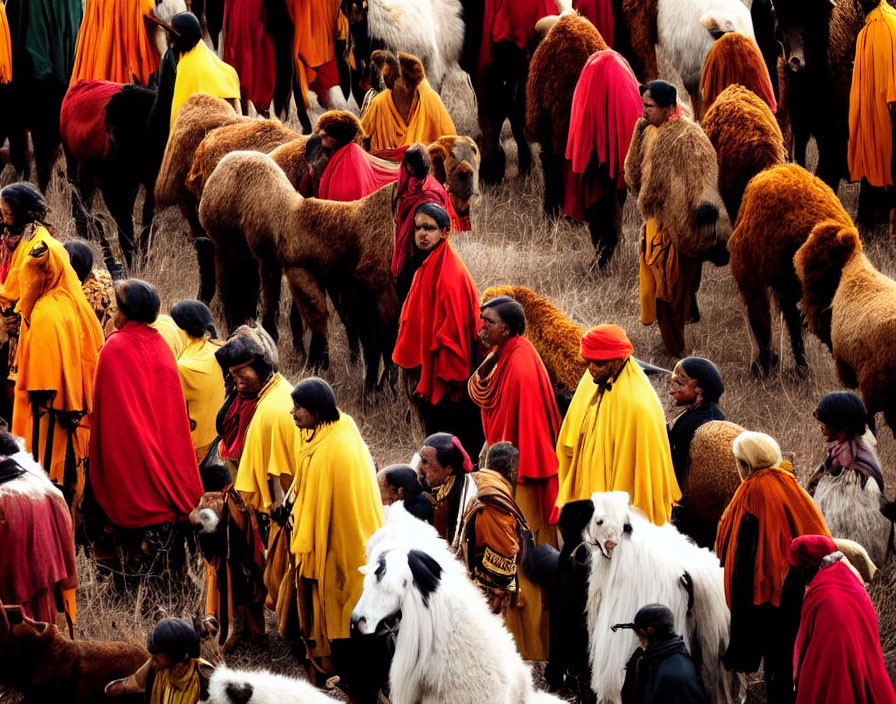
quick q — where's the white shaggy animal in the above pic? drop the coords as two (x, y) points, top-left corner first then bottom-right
(366, 0), (464, 90)
(351, 510), (563, 704)
(585, 492), (734, 703)
(207, 666), (339, 704)
(814, 471), (890, 567)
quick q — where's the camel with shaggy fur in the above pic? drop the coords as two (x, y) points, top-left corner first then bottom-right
(199, 150), (399, 390)
(729, 164), (853, 374)
(699, 32), (777, 116)
(794, 222), (896, 434)
(701, 84), (786, 223)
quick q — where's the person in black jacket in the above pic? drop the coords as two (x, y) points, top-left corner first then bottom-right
(618, 604), (709, 704)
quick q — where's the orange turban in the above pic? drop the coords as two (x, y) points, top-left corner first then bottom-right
(580, 324), (634, 361)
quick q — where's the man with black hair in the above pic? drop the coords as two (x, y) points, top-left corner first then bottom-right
(619, 604), (709, 704)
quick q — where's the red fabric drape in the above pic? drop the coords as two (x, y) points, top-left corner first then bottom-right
(575, 0), (614, 46)
(222, 0), (276, 112)
(563, 49), (642, 219)
(89, 321), (203, 529)
(60, 79), (123, 161)
(478, 0), (556, 74)
(318, 142), (398, 201)
(392, 166), (457, 277)
(793, 561), (896, 704)
(392, 239), (479, 405)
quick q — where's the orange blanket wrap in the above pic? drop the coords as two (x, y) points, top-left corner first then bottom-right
(70, 0), (159, 86)
(11, 236), (104, 498)
(286, 0), (339, 109)
(716, 464), (831, 608)
(361, 81), (457, 151)
(849, 0), (896, 187)
(392, 239), (480, 405)
(0, 1), (11, 84)
(699, 32), (777, 114)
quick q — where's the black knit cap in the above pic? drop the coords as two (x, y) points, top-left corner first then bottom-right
(679, 357), (724, 404)
(171, 12), (202, 53)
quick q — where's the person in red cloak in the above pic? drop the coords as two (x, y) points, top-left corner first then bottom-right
(313, 110), (399, 202)
(222, 0), (277, 115)
(574, 0), (615, 46)
(564, 49), (643, 267)
(788, 535), (896, 704)
(393, 201), (483, 459)
(87, 279), (203, 576)
(392, 145), (458, 301)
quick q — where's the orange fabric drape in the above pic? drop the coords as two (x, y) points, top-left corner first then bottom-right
(716, 464), (831, 608)
(0, 1), (12, 84)
(286, 0), (339, 109)
(848, 0), (896, 187)
(361, 80), (457, 150)
(70, 0), (159, 86)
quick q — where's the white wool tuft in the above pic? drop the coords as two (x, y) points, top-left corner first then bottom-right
(814, 471), (891, 567)
(207, 666), (339, 703)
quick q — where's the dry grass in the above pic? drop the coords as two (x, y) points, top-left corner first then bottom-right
(2, 62), (896, 703)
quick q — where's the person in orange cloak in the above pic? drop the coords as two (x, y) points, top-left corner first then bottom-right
(285, 0), (344, 111)
(715, 431), (830, 704)
(699, 32), (777, 116)
(392, 201), (483, 458)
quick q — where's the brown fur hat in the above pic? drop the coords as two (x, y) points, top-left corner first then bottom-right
(315, 110), (365, 146)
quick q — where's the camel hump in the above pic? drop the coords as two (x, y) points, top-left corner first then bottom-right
(684, 420), (745, 523)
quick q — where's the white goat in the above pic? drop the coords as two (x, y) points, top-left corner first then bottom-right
(366, 0), (464, 91)
(207, 667), (339, 704)
(585, 491), (734, 704)
(351, 508), (563, 704)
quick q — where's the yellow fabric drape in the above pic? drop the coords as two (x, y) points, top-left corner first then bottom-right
(555, 364), (681, 526)
(147, 658), (212, 704)
(639, 217), (681, 324)
(70, 0), (159, 86)
(286, 0), (339, 109)
(234, 374), (298, 513)
(177, 336), (225, 460)
(11, 236), (104, 491)
(170, 42), (240, 130)
(290, 413), (385, 643)
(0, 226), (53, 306)
(152, 315), (188, 359)
(848, 0), (896, 187)
(0, 1), (12, 84)
(361, 80), (457, 150)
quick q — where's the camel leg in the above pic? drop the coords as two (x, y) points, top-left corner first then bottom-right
(101, 176), (140, 270)
(284, 267), (329, 371)
(539, 142), (563, 217)
(586, 187), (625, 268)
(216, 240), (260, 335)
(138, 184), (155, 260)
(258, 251), (284, 342)
(509, 78), (532, 177)
(744, 286), (777, 375)
(179, 198), (217, 304)
(289, 301), (306, 360)
(67, 156), (117, 270)
(780, 294), (807, 373)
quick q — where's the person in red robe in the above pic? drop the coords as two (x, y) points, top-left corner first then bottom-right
(88, 279), (203, 576)
(788, 535), (896, 704)
(574, 0), (615, 46)
(393, 202), (483, 459)
(222, 0), (277, 114)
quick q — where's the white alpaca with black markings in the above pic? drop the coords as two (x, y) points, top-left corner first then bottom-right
(207, 666), (340, 704)
(585, 491), (735, 704)
(351, 507), (564, 704)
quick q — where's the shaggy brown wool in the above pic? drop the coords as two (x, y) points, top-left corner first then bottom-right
(683, 420), (745, 523)
(621, 0), (659, 82)
(701, 85), (786, 222)
(481, 284), (585, 394)
(427, 135), (481, 216)
(794, 222), (896, 431)
(269, 138), (310, 190)
(730, 165), (852, 372)
(699, 32), (777, 115)
(185, 120), (302, 199)
(154, 94), (244, 207)
(315, 110), (365, 145)
(625, 116), (731, 257)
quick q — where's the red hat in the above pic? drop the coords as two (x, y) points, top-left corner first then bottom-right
(787, 535), (838, 569)
(580, 324), (634, 361)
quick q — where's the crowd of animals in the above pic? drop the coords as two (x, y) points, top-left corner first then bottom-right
(5, 0), (896, 702)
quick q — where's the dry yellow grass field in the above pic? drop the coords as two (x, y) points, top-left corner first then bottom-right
(2, 63), (896, 703)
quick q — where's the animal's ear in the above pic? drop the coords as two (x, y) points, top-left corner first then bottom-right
(558, 499), (596, 541)
(427, 140), (449, 184)
(398, 53), (426, 85)
(359, 564), (370, 575)
(407, 549), (443, 606)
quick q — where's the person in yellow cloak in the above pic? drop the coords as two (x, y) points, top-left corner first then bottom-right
(849, 0), (896, 188)
(11, 236), (104, 518)
(152, 313), (188, 358)
(361, 52), (456, 151)
(169, 301), (225, 464)
(288, 377), (386, 699)
(556, 325), (681, 526)
(169, 12), (240, 130)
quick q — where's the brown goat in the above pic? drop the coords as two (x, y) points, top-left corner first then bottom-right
(701, 84), (786, 222)
(0, 602), (148, 703)
(199, 150), (399, 390)
(729, 164), (852, 373)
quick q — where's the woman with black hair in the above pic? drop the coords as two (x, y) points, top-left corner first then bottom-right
(286, 376), (386, 701)
(63, 239), (117, 337)
(105, 617), (214, 702)
(416, 431), (474, 542)
(393, 201), (484, 459)
(807, 391), (890, 565)
(170, 300), (225, 464)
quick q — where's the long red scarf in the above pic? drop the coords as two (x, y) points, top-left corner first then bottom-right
(392, 166), (456, 277)
(222, 0), (276, 112)
(89, 322), (203, 528)
(392, 239), (479, 404)
(318, 142), (398, 202)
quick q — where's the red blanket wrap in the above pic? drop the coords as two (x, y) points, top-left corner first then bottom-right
(575, 0), (615, 46)
(392, 239), (479, 404)
(392, 165), (456, 278)
(89, 321), (203, 529)
(60, 79), (122, 161)
(222, 0), (276, 112)
(318, 142), (399, 201)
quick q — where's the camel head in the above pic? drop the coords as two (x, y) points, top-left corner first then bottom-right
(584, 491), (635, 559)
(428, 136), (480, 221)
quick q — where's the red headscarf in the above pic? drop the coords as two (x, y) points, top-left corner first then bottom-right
(580, 324), (634, 361)
(318, 142), (399, 202)
(787, 535), (838, 569)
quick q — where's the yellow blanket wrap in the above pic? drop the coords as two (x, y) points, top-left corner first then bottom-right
(170, 42), (240, 130)
(177, 336), (225, 460)
(361, 80), (457, 150)
(848, 0), (896, 187)
(555, 363), (681, 525)
(0, 1), (11, 84)
(234, 373), (298, 513)
(151, 315), (188, 359)
(290, 413), (384, 643)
